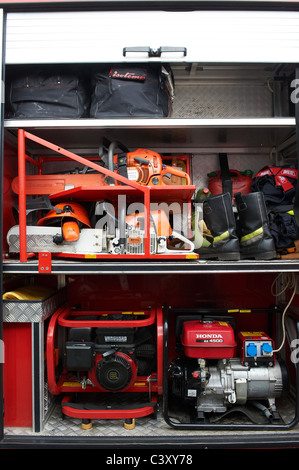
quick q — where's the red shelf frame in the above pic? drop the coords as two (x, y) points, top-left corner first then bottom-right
(17, 129), (197, 262)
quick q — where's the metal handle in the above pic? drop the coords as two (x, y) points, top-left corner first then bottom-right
(123, 46), (187, 57)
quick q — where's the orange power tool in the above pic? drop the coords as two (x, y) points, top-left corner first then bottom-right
(114, 148), (191, 186)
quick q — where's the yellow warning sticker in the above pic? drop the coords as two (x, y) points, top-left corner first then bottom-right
(122, 311), (145, 315)
(63, 382), (80, 387)
(241, 331), (264, 336)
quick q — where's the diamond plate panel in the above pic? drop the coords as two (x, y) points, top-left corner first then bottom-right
(192, 153), (271, 191)
(173, 85), (273, 118)
(4, 397), (298, 438)
(3, 289), (66, 323)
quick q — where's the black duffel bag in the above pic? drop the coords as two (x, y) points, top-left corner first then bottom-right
(90, 63), (174, 118)
(7, 67), (90, 119)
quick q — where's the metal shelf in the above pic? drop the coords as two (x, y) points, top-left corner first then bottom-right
(5, 118), (295, 128)
(3, 258), (299, 274)
(4, 118), (296, 153)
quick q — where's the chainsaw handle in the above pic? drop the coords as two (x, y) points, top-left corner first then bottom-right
(161, 165), (191, 185)
(169, 231), (194, 253)
(134, 156), (150, 165)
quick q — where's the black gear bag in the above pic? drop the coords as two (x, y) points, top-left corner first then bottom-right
(7, 67), (90, 119)
(90, 63), (174, 118)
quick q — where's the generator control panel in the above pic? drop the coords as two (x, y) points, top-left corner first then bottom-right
(237, 331), (275, 367)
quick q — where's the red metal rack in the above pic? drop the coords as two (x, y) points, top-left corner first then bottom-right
(16, 129), (197, 263)
(46, 305), (164, 428)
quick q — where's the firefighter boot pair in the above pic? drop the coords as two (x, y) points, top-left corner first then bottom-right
(195, 191), (276, 260)
(235, 191), (276, 260)
(195, 192), (240, 260)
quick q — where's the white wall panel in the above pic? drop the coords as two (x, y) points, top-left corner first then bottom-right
(5, 10), (299, 64)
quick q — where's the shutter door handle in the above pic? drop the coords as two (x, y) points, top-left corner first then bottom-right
(123, 46), (187, 57)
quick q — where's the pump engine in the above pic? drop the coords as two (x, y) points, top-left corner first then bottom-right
(169, 319), (288, 422)
(47, 306), (163, 429)
(65, 313), (157, 392)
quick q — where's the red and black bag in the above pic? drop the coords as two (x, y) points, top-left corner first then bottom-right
(90, 63), (174, 118)
(251, 166), (298, 209)
(252, 166), (299, 251)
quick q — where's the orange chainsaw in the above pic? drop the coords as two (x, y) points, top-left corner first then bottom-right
(12, 139), (191, 196)
(113, 148), (191, 186)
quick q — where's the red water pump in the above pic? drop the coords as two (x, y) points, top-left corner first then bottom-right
(47, 305), (163, 429)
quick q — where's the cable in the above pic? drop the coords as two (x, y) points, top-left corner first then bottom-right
(271, 272), (297, 353)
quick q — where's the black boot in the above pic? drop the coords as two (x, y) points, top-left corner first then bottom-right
(195, 192), (240, 260)
(235, 191), (276, 260)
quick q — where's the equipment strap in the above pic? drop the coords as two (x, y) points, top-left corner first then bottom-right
(219, 153), (232, 198)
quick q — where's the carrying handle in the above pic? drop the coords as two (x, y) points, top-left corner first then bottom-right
(123, 46), (187, 57)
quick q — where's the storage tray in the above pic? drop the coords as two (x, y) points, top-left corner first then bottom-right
(3, 288), (66, 323)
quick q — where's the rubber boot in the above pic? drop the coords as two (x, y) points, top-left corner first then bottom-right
(195, 192), (240, 260)
(235, 191), (276, 260)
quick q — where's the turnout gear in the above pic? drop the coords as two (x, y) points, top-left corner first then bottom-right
(195, 191), (276, 261)
(195, 192), (240, 261)
(235, 192), (276, 260)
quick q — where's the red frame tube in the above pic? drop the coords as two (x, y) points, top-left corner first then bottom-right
(61, 393), (157, 421)
(18, 129), (27, 261)
(46, 304), (70, 395)
(57, 306), (156, 328)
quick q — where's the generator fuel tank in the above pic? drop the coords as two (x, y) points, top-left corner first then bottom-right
(180, 320), (237, 359)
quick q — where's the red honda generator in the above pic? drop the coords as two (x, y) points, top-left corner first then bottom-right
(165, 309), (289, 429)
(47, 305), (163, 429)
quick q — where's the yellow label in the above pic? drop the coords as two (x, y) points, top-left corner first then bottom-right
(241, 331), (264, 336)
(239, 309), (251, 313)
(84, 254), (97, 259)
(218, 322), (228, 326)
(228, 309), (239, 313)
(63, 381), (80, 387)
(186, 254), (198, 259)
(122, 311), (145, 315)
(134, 382), (146, 386)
